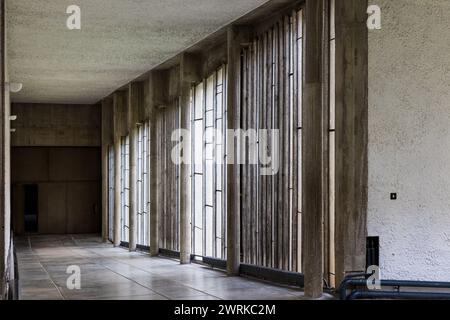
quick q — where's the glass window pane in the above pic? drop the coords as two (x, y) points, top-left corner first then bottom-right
(205, 206), (213, 257)
(205, 160), (214, 206)
(194, 120), (203, 173)
(206, 75), (214, 111)
(206, 110), (214, 128)
(195, 83), (204, 120)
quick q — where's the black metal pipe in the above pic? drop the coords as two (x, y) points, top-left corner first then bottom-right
(348, 290), (450, 300)
(340, 276), (450, 300)
(339, 274), (370, 300)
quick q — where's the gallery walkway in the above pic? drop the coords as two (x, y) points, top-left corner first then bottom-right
(15, 235), (327, 300)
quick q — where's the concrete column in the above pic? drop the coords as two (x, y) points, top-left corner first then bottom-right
(101, 143), (108, 242)
(149, 117), (158, 256)
(226, 26), (249, 276)
(101, 99), (112, 242)
(148, 72), (164, 257)
(113, 93), (123, 247)
(0, 0), (6, 297)
(113, 138), (121, 247)
(128, 83), (139, 251)
(303, 0), (326, 298)
(334, 0), (368, 286)
(179, 82), (191, 264)
(179, 53), (200, 264)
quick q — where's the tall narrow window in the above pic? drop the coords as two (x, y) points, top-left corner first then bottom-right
(191, 66), (227, 260)
(136, 122), (150, 246)
(192, 82), (204, 257)
(120, 136), (130, 243)
(328, 0), (336, 288)
(296, 8), (304, 274)
(108, 145), (115, 242)
(215, 67), (227, 259)
(240, 9), (303, 272)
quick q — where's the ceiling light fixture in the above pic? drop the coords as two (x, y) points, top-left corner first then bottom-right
(6, 82), (23, 93)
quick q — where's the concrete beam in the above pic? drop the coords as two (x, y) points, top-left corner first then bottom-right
(179, 53), (201, 264)
(147, 71), (168, 112)
(11, 103), (101, 147)
(334, 0), (368, 286)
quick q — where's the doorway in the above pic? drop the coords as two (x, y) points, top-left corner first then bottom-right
(24, 184), (38, 233)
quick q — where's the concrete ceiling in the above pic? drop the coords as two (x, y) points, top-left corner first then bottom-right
(7, 0), (269, 104)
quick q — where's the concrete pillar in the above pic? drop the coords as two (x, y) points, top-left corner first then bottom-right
(113, 138), (121, 247)
(149, 118), (158, 256)
(0, 0), (6, 298)
(148, 117), (158, 256)
(148, 72), (164, 257)
(101, 99), (112, 242)
(226, 26), (249, 276)
(179, 53), (200, 264)
(113, 93), (123, 247)
(334, 0), (368, 286)
(101, 144), (108, 242)
(128, 83), (139, 251)
(303, 0), (326, 298)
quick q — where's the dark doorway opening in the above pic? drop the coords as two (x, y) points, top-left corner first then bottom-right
(366, 236), (380, 269)
(24, 184), (38, 233)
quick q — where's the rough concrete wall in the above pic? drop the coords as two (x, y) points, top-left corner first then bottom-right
(368, 0), (450, 280)
(101, 98), (114, 145)
(201, 42), (227, 77)
(113, 91), (129, 138)
(11, 103), (101, 147)
(11, 147), (101, 235)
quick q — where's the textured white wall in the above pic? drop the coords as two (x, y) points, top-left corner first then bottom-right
(368, 0), (450, 280)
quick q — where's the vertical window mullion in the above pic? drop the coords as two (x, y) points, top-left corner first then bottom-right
(328, 0), (336, 288)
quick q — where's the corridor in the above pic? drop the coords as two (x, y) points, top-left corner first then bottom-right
(15, 235), (315, 300)
(2, 0), (446, 305)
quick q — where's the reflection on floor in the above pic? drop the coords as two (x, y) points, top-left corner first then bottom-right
(15, 234), (331, 300)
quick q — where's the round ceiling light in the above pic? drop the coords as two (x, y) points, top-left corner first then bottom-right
(8, 82), (23, 93)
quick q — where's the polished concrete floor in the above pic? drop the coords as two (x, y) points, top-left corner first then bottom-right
(15, 234), (326, 300)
